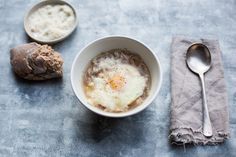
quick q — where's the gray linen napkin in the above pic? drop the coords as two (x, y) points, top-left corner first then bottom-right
(169, 37), (229, 145)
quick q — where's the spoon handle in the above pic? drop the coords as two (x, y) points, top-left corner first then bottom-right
(199, 73), (213, 137)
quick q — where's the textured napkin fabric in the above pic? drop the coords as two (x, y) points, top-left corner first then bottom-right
(169, 37), (229, 145)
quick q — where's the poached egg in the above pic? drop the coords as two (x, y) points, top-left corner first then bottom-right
(85, 56), (148, 112)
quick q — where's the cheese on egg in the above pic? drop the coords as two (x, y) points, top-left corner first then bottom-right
(86, 57), (148, 112)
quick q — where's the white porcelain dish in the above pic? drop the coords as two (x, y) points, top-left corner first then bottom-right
(71, 36), (162, 118)
(24, 0), (78, 44)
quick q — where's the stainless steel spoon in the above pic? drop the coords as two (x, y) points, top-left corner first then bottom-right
(186, 43), (213, 137)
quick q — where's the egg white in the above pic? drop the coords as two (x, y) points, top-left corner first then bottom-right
(86, 57), (148, 112)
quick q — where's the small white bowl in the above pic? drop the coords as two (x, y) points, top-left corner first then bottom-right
(71, 36), (162, 118)
(24, 0), (78, 44)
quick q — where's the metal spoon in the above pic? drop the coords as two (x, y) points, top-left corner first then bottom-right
(186, 43), (213, 137)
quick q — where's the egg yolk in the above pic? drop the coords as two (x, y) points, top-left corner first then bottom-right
(108, 75), (126, 90)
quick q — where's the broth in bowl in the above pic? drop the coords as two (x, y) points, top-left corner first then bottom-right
(83, 49), (151, 112)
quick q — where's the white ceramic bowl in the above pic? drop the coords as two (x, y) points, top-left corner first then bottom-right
(71, 36), (162, 117)
(24, 0), (78, 44)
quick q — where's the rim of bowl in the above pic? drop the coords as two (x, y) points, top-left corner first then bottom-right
(24, 0), (78, 44)
(71, 35), (162, 118)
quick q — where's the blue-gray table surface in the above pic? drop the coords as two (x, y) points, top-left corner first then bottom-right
(0, 0), (236, 156)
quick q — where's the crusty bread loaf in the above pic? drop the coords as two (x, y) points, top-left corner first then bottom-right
(10, 42), (63, 80)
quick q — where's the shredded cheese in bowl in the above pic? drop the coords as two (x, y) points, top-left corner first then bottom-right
(28, 4), (76, 41)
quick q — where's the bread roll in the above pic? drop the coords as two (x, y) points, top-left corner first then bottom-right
(10, 42), (63, 80)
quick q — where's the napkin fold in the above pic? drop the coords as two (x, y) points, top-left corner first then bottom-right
(169, 37), (229, 145)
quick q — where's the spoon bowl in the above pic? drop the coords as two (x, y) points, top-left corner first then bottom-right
(186, 43), (211, 74)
